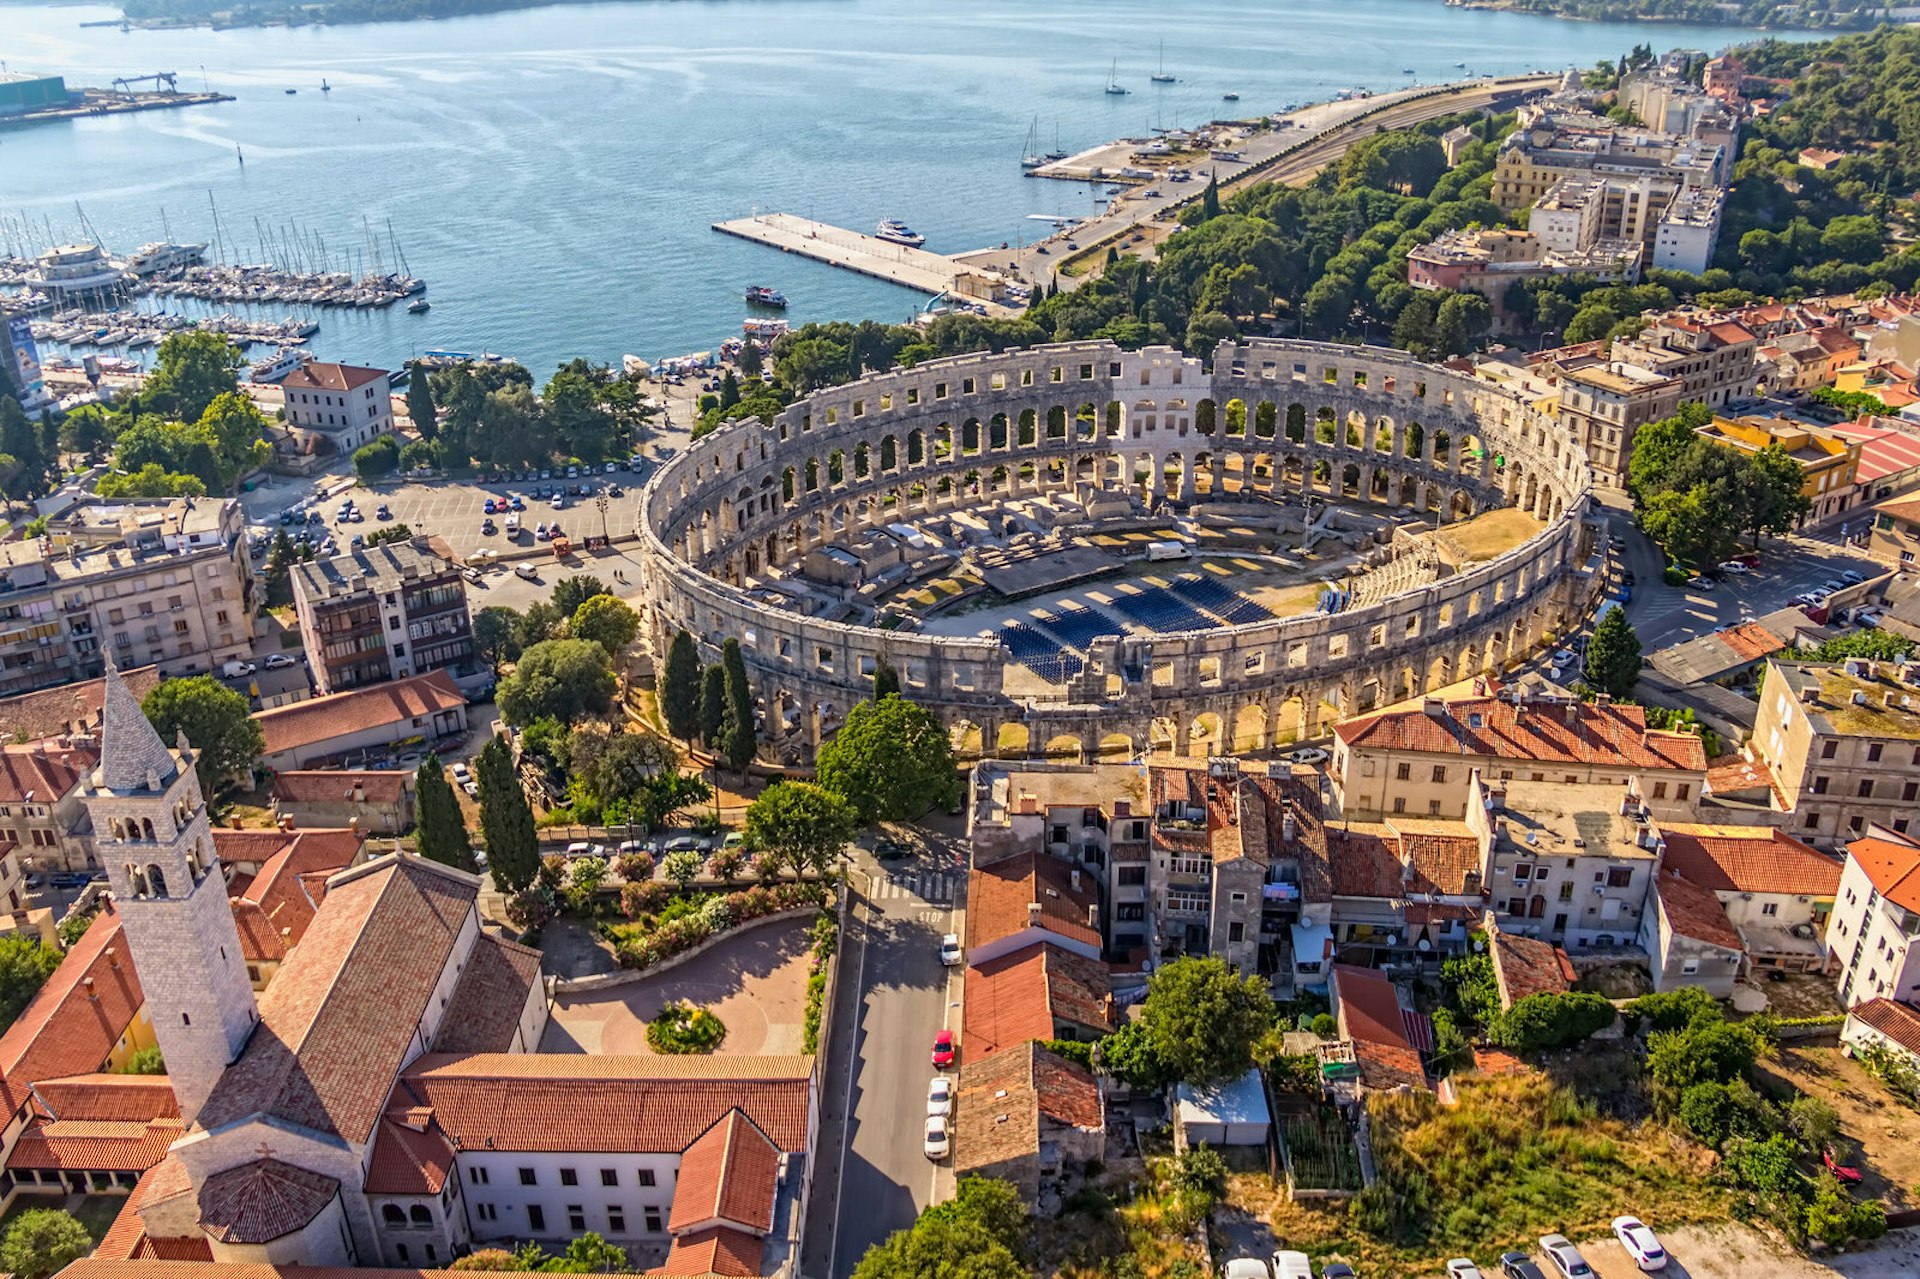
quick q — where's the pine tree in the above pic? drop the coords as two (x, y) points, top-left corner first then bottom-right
(720, 638), (756, 772)
(699, 665), (728, 749)
(720, 370), (740, 410)
(415, 758), (476, 872)
(659, 630), (702, 741)
(475, 737), (538, 894)
(406, 363), (438, 439)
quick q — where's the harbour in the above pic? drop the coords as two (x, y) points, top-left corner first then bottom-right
(710, 213), (1021, 317)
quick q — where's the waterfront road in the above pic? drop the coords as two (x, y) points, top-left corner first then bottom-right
(802, 832), (966, 1279)
(956, 74), (1555, 292)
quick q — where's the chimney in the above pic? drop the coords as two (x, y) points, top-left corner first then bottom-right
(105, 947), (119, 970)
(1422, 696), (1448, 718)
(1087, 903), (1099, 928)
(230, 816), (244, 830)
(1071, 868), (1083, 892)
(82, 978), (96, 1001)
(1028, 901), (1042, 924)
(1564, 702), (1579, 726)
(1494, 818), (1508, 842)
(1282, 811), (1298, 842)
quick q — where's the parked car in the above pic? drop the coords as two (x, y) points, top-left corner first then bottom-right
(480, 518), (497, 535)
(1319, 1265), (1356, 1279)
(663, 835), (703, 855)
(1550, 648), (1576, 669)
(1445, 1263), (1483, 1279)
(1270, 1252), (1313, 1279)
(450, 761), (471, 782)
(939, 934), (963, 966)
(1223, 1263), (1270, 1279)
(1282, 747), (1328, 765)
(221, 660), (257, 678)
(1538, 1235), (1592, 1279)
(483, 498), (498, 513)
(1499, 1255), (1545, 1279)
(873, 838), (912, 860)
(927, 1076), (953, 1117)
(931, 1030), (955, 1067)
(509, 495), (526, 511)
(264, 653), (298, 670)
(514, 564), (540, 581)
(463, 781), (480, 799)
(1685, 575), (1715, 590)
(1839, 569), (1865, 585)
(564, 842), (606, 859)
(1718, 560), (1752, 575)
(615, 839), (656, 855)
(1610, 1216), (1667, 1272)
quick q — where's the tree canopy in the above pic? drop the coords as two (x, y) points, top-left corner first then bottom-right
(1583, 607), (1642, 699)
(0, 1209), (91, 1279)
(476, 736), (539, 894)
(141, 676), (265, 796)
(497, 639), (617, 726)
(815, 695), (958, 824)
(744, 781), (856, 877)
(1137, 956), (1273, 1086)
(415, 757), (477, 872)
(0, 935), (63, 1033)
(569, 594), (639, 657)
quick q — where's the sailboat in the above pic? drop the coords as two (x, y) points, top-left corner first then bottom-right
(1046, 124), (1068, 162)
(1151, 40), (1176, 83)
(1021, 117), (1045, 170)
(1104, 59), (1130, 95)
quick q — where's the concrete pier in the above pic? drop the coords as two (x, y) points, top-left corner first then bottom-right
(710, 213), (1017, 315)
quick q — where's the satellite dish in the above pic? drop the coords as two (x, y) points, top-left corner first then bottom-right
(1385, 932), (1400, 946)
(1416, 937), (1432, 952)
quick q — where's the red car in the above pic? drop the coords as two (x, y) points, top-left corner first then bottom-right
(931, 1030), (955, 1068)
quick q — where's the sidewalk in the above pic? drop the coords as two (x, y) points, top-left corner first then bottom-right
(797, 869), (871, 1279)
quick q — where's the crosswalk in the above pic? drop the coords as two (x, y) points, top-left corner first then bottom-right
(869, 870), (959, 903)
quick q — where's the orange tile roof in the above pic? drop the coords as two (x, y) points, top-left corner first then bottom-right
(237, 828), (366, 955)
(0, 905), (144, 1113)
(92, 1161), (209, 1263)
(1353, 1040), (1428, 1093)
(30, 1074), (177, 1123)
(1849, 999), (1920, 1056)
(1719, 622), (1787, 663)
(229, 899), (288, 963)
(280, 362), (387, 393)
(1707, 320), (1757, 346)
(1703, 755), (1786, 807)
(0, 743), (95, 804)
(1334, 696), (1706, 773)
(1658, 824), (1842, 897)
(1333, 965), (1415, 1052)
(1469, 1046), (1532, 1077)
(196, 856), (477, 1144)
(1489, 929), (1577, 1007)
(1656, 871), (1743, 950)
(197, 1158), (341, 1245)
(253, 670), (465, 758)
(965, 851), (1101, 953)
(954, 1042), (1102, 1177)
(432, 934), (543, 1054)
(212, 829), (298, 866)
(272, 770), (411, 805)
(0, 666), (158, 744)
(6, 1117), (182, 1172)
(1398, 829), (1483, 895)
(668, 1110), (780, 1236)
(365, 1111), (456, 1195)
(1849, 837), (1920, 913)
(652, 1227), (765, 1278)
(1328, 828), (1404, 898)
(399, 1054), (812, 1154)
(962, 943), (1113, 1061)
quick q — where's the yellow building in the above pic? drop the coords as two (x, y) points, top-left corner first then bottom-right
(1700, 414), (1863, 524)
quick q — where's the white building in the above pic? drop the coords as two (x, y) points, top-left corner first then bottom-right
(279, 363), (394, 457)
(1652, 187), (1724, 275)
(1830, 831), (1920, 1008)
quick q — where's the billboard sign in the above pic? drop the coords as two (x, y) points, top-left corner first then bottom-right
(5, 316), (44, 403)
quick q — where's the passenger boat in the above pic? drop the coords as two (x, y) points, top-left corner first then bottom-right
(248, 347), (312, 383)
(743, 318), (790, 339)
(875, 220), (926, 248)
(745, 285), (789, 308)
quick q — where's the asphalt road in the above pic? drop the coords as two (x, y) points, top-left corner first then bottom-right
(814, 835), (965, 1279)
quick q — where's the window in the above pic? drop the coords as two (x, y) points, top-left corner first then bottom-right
(469, 1167), (489, 1185)
(397, 1245), (409, 1263)
(1392, 797), (1407, 814)
(1761, 902), (1779, 917)
(568, 1206), (586, 1233)
(638, 1169), (656, 1188)
(476, 1203), (497, 1222)
(1395, 762), (1411, 781)
(600, 1169), (618, 1187)
(519, 1168), (537, 1186)
(1228, 922), (1245, 943)
(1427, 799), (1442, 815)
(1682, 958), (1700, 976)
(527, 1205), (546, 1232)
(1858, 779), (1874, 798)
(560, 1168), (578, 1187)
(1677, 783), (1690, 801)
(383, 1205), (406, 1225)
(1868, 743), (1884, 763)
(1431, 765), (1447, 783)
(1653, 781), (1668, 799)
(1514, 864), (1531, 882)
(644, 1209), (663, 1233)
(1606, 867), (1633, 889)
(1821, 740), (1838, 759)
(608, 1208), (626, 1234)
(1117, 865), (1146, 886)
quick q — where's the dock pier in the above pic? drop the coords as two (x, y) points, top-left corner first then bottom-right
(710, 213), (1017, 315)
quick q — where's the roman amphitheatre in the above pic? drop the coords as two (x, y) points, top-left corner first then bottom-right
(637, 338), (1598, 763)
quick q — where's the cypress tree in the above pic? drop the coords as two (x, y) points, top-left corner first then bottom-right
(873, 660), (901, 702)
(415, 757), (476, 872)
(720, 370), (740, 409)
(721, 638), (756, 773)
(406, 363), (438, 439)
(699, 665), (728, 749)
(660, 630), (702, 741)
(1201, 175), (1222, 221)
(475, 737), (538, 893)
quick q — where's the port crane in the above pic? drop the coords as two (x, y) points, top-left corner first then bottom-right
(110, 72), (179, 97)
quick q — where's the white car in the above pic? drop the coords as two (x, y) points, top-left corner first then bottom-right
(939, 934), (963, 966)
(1283, 747), (1328, 765)
(1611, 1217), (1668, 1272)
(1717, 560), (1752, 575)
(564, 841), (606, 859)
(1550, 648), (1576, 668)
(1271, 1251), (1313, 1279)
(927, 1076), (953, 1118)
(1223, 1262), (1270, 1279)
(1445, 1262), (1483, 1279)
(1538, 1235), (1593, 1279)
(450, 762), (471, 783)
(463, 780), (480, 799)
(263, 652), (298, 669)
(514, 564), (540, 581)
(923, 1115), (949, 1160)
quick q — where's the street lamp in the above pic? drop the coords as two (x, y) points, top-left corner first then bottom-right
(594, 493), (610, 544)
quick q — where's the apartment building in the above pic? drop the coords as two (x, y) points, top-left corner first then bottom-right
(1750, 658), (1920, 845)
(1610, 312), (1760, 408)
(1828, 831), (1920, 1008)
(278, 362), (394, 457)
(291, 539), (474, 695)
(1549, 358), (1682, 488)
(1868, 493), (1920, 568)
(0, 497), (255, 698)
(0, 741), (100, 874)
(1699, 414), (1863, 525)
(1331, 689), (1709, 822)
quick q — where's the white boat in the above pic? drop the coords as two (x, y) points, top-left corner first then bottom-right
(1105, 59), (1130, 95)
(121, 241), (207, 277)
(1151, 40), (1176, 83)
(248, 347), (313, 383)
(875, 220), (926, 248)
(1021, 117), (1045, 170)
(742, 318), (790, 339)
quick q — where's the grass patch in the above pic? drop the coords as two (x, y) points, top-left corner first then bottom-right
(1283, 1106), (1365, 1191)
(1434, 507), (1546, 564)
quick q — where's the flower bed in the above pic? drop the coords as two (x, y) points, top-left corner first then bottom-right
(604, 880), (830, 971)
(647, 1000), (726, 1054)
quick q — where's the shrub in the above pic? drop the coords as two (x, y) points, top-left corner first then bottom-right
(1648, 1017), (1764, 1092)
(537, 855), (567, 890)
(1310, 1013), (1339, 1038)
(620, 880), (669, 919)
(1625, 986), (1722, 1033)
(1489, 991), (1616, 1052)
(1041, 1038), (1096, 1069)
(352, 434), (400, 479)
(1804, 1178), (1887, 1246)
(647, 999), (726, 1053)
(503, 889), (553, 931)
(803, 970), (828, 1053)
(614, 852), (655, 883)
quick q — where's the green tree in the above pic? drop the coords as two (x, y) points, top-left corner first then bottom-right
(871, 660), (901, 702)
(474, 606), (523, 672)
(570, 594), (639, 657)
(1584, 606), (1643, 699)
(660, 630), (703, 741)
(516, 600), (564, 650)
(0, 1210), (89, 1279)
(119, 1044), (165, 1074)
(1747, 442), (1812, 541)
(1099, 1018), (1175, 1090)
(141, 676), (265, 796)
(145, 330), (244, 422)
(556, 1233), (628, 1273)
(196, 391), (273, 484)
(661, 849), (702, 895)
(735, 340), (764, 379)
(415, 757), (477, 873)
(1490, 991), (1616, 1052)
(1138, 956), (1273, 1086)
(450, 1250), (521, 1272)
(364, 523), (416, 548)
(552, 574), (611, 617)
(406, 363), (438, 438)
(95, 462), (208, 499)
(354, 435), (401, 479)
(917, 1176), (1029, 1261)
(744, 781), (856, 877)
(814, 695), (957, 824)
(0, 935), (63, 1033)
(476, 736), (539, 894)
(1648, 1017), (1764, 1094)
(496, 639), (617, 726)
(699, 664), (728, 749)
(719, 637), (756, 772)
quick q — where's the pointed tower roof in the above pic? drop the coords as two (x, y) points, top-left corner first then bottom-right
(99, 658), (179, 793)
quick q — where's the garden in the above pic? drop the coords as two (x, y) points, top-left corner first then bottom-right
(1277, 1102), (1365, 1195)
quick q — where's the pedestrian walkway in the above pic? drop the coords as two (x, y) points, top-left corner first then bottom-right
(869, 869), (959, 903)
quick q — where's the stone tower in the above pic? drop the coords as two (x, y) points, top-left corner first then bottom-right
(84, 660), (257, 1126)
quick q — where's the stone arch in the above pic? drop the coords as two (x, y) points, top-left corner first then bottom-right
(1096, 731), (1136, 761)
(907, 428), (925, 466)
(1044, 732), (1084, 759)
(383, 1206), (407, 1226)
(145, 863), (167, 898)
(996, 723), (1030, 758)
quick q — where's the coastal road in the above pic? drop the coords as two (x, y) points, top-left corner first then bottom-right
(956, 73), (1555, 292)
(803, 833), (966, 1279)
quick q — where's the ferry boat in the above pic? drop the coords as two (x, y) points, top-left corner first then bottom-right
(742, 318), (790, 339)
(121, 241), (208, 277)
(875, 220), (926, 248)
(248, 347), (313, 383)
(745, 285), (789, 308)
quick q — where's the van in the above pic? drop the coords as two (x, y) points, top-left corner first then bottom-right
(1270, 1252), (1313, 1279)
(1146, 540), (1191, 562)
(221, 660), (257, 679)
(514, 564), (539, 581)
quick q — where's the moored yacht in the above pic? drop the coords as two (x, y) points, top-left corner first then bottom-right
(875, 220), (926, 248)
(122, 241), (208, 277)
(745, 285), (789, 308)
(248, 346), (313, 383)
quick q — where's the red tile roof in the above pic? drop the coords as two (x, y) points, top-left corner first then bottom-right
(253, 670), (465, 758)
(1849, 999), (1920, 1056)
(431, 934), (543, 1054)
(1334, 697), (1706, 773)
(280, 362), (388, 393)
(30, 1074), (177, 1123)
(0, 743), (95, 804)
(365, 1111), (457, 1196)
(963, 943), (1112, 1061)
(1333, 965), (1415, 1052)
(1328, 828), (1403, 898)
(1848, 837), (1920, 913)
(1718, 622), (1787, 664)
(1835, 424), (1920, 484)
(399, 1054), (813, 1154)
(212, 829), (298, 867)
(1703, 755), (1787, 808)
(652, 1227), (765, 1277)
(1656, 871), (1743, 950)
(1489, 929), (1577, 1007)
(6, 1117), (182, 1172)
(954, 1042), (1103, 1177)
(272, 770), (412, 805)
(0, 905), (144, 1113)
(965, 852), (1100, 953)
(667, 1110), (780, 1236)
(1398, 828), (1483, 895)
(0, 666), (158, 744)
(196, 1158), (341, 1245)
(195, 856), (478, 1144)
(1658, 824), (1843, 897)
(238, 828), (367, 954)
(92, 1161), (210, 1264)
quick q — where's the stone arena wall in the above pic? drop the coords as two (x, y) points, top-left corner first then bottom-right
(638, 339), (1595, 760)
